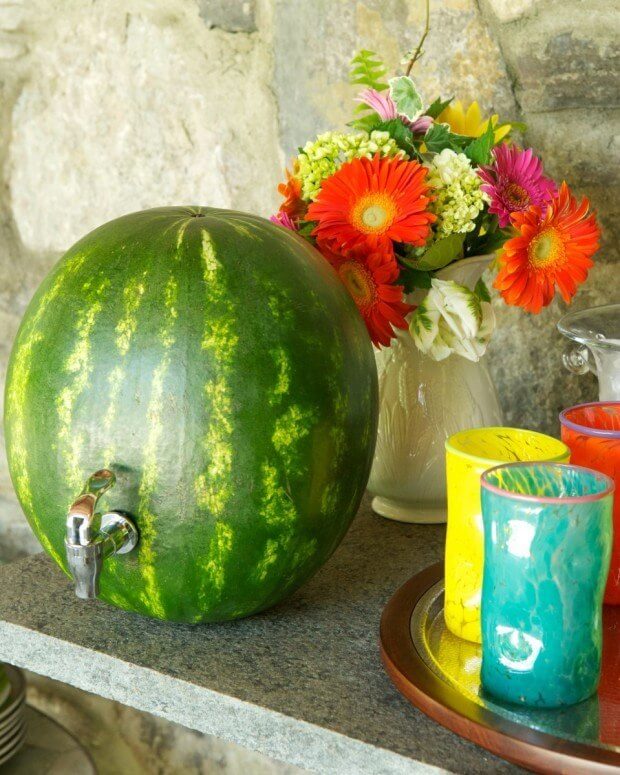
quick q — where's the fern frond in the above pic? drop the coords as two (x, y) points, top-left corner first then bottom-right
(349, 49), (388, 92)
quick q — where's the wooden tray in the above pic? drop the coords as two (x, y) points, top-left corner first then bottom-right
(380, 563), (620, 774)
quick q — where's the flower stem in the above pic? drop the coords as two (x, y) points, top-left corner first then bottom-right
(405, 0), (431, 76)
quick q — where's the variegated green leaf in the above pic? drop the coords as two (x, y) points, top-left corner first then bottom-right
(389, 76), (423, 121)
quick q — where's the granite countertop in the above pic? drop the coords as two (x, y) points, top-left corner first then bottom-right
(0, 496), (522, 774)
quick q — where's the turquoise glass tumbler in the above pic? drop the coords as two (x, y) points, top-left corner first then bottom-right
(480, 462), (614, 708)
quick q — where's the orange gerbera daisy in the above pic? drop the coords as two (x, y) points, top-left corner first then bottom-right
(494, 182), (600, 314)
(321, 243), (412, 347)
(307, 154), (435, 253)
(277, 163), (307, 223)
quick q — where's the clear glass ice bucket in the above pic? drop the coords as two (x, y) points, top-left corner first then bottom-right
(558, 303), (620, 400)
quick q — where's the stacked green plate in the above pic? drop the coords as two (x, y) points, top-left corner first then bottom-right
(0, 665), (26, 767)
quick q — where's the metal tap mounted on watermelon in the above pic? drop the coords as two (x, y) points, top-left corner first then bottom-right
(4, 207), (378, 623)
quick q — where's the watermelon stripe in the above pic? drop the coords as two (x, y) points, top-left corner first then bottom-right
(56, 274), (111, 493)
(254, 461), (296, 572)
(252, 537), (279, 582)
(99, 270), (150, 608)
(175, 217), (192, 249)
(102, 272), (148, 466)
(201, 521), (233, 596)
(268, 347), (290, 405)
(271, 405), (316, 474)
(104, 590), (133, 609)
(320, 345), (349, 517)
(136, 273), (179, 619)
(194, 229), (237, 613)
(5, 253), (88, 564)
(250, 283), (311, 587)
(252, 309), (298, 582)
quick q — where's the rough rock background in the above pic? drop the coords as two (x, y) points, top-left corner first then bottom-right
(0, 0), (617, 771)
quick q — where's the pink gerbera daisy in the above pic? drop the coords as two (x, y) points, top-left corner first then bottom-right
(478, 144), (557, 228)
(355, 88), (397, 121)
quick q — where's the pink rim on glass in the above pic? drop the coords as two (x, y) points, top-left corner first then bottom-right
(560, 401), (620, 440)
(481, 461), (615, 505)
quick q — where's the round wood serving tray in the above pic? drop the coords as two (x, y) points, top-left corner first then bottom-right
(380, 562), (620, 774)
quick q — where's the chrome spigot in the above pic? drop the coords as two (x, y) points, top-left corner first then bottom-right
(65, 469), (138, 600)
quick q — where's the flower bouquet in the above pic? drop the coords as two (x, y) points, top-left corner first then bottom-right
(271, 35), (603, 524)
(271, 48), (601, 361)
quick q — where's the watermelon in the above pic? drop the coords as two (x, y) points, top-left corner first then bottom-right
(4, 207), (378, 622)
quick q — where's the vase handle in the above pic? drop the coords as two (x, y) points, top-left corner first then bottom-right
(562, 344), (596, 376)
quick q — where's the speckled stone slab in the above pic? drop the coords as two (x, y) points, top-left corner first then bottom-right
(0, 497), (523, 774)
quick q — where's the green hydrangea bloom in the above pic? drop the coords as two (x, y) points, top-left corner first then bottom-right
(427, 149), (489, 236)
(297, 130), (404, 201)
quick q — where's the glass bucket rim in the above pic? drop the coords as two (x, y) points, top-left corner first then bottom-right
(445, 426), (569, 467)
(481, 461), (615, 505)
(557, 302), (620, 351)
(560, 401), (620, 440)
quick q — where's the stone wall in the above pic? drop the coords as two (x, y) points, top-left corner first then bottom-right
(0, 0), (617, 769)
(480, 0), (619, 431)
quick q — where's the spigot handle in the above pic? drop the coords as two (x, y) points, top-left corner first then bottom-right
(66, 469), (116, 545)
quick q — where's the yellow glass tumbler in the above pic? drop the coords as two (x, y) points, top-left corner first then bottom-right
(444, 427), (569, 643)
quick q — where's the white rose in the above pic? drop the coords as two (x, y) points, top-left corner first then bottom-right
(409, 278), (496, 362)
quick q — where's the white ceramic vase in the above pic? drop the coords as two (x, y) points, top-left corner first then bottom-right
(367, 255), (503, 524)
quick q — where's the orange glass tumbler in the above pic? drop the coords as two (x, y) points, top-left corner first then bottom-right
(560, 402), (620, 604)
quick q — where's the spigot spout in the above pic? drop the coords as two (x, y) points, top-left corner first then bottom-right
(66, 542), (104, 599)
(64, 470), (139, 601)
